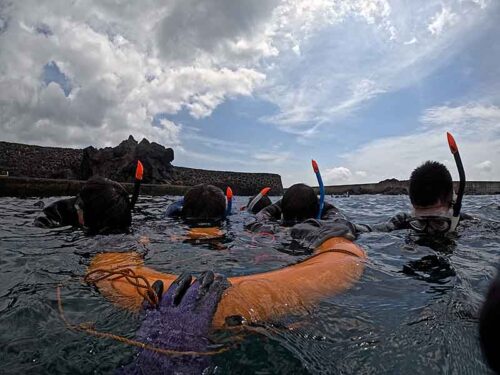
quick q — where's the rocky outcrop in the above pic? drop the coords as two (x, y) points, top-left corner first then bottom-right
(80, 136), (175, 184)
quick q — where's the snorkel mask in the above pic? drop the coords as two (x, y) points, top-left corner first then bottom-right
(246, 187), (271, 213)
(312, 159), (325, 219)
(409, 133), (465, 234)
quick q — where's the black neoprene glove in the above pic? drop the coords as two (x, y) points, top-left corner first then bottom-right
(290, 218), (357, 250)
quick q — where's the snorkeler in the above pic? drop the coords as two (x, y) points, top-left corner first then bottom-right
(34, 161), (143, 234)
(245, 183), (340, 232)
(165, 184), (232, 224)
(354, 133), (468, 236)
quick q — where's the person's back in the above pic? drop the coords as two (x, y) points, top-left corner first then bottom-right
(35, 176), (133, 234)
(165, 184), (228, 225)
(246, 183), (340, 232)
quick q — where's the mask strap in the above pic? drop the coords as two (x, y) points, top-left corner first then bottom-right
(312, 160), (325, 219)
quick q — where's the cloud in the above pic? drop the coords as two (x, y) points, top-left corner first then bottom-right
(259, 0), (493, 134)
(476, 160), (493, 172)
(323, 166), (353, 184)
(0, 0), (268, 148)
(428, 7), (458, 36)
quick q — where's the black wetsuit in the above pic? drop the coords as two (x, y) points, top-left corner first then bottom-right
(245, 200), (341, 232)
(34, 197), (79, 228)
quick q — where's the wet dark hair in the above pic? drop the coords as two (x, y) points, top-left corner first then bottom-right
(182, 184), (226, 223)
(409, 161), (453, 208)
(247, 194), (272, 214)
(78, 176), (132, 234)
(281, 183), (318, 223)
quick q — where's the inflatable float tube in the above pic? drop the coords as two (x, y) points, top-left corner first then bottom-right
(87, 237), (366, 327)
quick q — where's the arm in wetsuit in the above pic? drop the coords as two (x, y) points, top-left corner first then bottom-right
(34, 197), (79, 228)
(165, 199), (184, 218)
(352, 212), (413, 234)
(320, 202), (343, 221)
(290, 217), (358, 250)
(244, 199), (283, 233)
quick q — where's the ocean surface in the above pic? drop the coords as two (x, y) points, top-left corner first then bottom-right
(0, 194), (499, 374)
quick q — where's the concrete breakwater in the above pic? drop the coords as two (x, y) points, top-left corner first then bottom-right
(317, 179), (500, 196)
(0, 139), (284, 196)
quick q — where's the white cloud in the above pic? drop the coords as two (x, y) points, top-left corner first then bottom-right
(323, 166), (353, 184)
(476, 160), (492, 172)
(428, 7), (458, 36)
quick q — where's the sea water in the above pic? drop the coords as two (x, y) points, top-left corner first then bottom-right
(0, 195), (499, 374)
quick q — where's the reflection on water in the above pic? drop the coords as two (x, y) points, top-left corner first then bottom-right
(0, 194), (499, 374)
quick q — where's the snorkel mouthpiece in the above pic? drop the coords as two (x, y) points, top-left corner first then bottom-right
(446, 132), (466, 231)
(225, 187), (233, 218)
(312, 160), (325, 219)
(130, 160), (143, 210)
(247, 187), (271, 213)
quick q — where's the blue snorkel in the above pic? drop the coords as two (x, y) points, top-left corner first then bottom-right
(312, 160), (325, 219)
(225, 187), (233, 218)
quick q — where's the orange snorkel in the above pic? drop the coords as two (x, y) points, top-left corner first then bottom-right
(130, 160), (143, 210)
(225, 187), (233, 218)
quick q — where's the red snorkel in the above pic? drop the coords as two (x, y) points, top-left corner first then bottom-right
(130, 160), (143, 210)
(446, 132), (466, 231)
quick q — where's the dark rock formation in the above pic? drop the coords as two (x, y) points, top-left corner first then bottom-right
(80, 136), (175, 184)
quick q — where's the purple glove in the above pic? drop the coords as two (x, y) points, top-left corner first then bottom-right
(117, 271), (230, 374)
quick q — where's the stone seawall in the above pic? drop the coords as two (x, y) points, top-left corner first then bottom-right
(0, 141), (82, 179)
(173, 167), (283, 195)
(0, 140), (284, 195)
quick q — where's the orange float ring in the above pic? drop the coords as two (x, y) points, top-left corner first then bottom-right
(87, 237), (366, 327)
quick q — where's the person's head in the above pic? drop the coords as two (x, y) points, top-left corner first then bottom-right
(409, 161), (453, 214)
(247, 194), (272, 214)
(281, 183), (318, 224)
(182, 184), (226, 224)
(408, 161), (455, 234)
(77, 176), (132, 234)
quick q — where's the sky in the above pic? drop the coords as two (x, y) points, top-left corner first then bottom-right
(1, 0), (499, 187)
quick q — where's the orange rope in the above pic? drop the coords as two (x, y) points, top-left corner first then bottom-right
(85, 268), (160, 308)
(57, 284), (228, 357)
